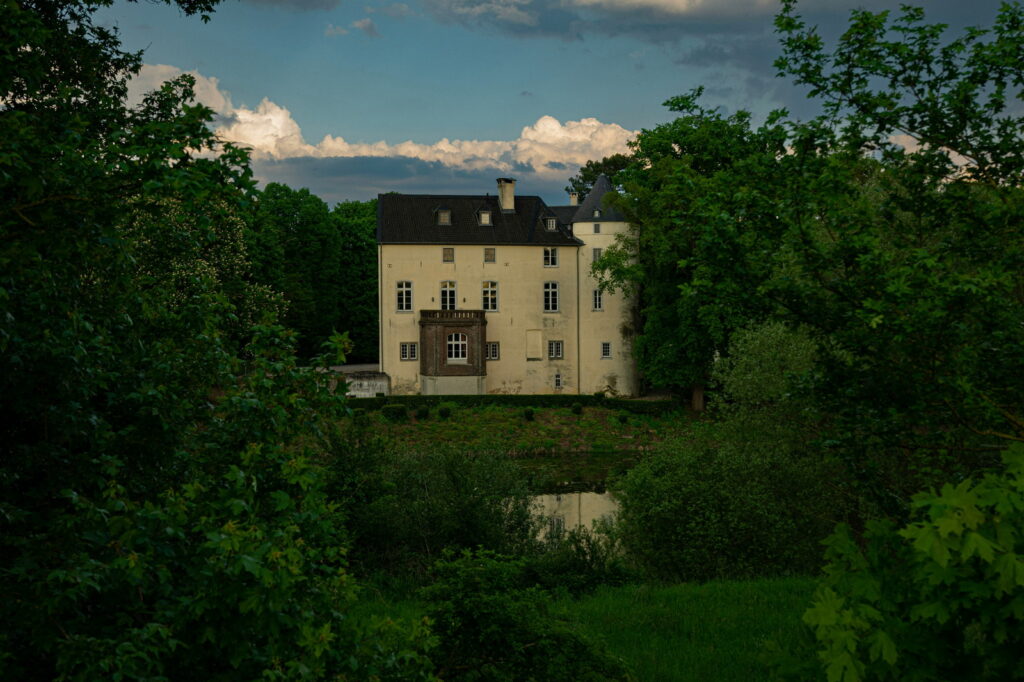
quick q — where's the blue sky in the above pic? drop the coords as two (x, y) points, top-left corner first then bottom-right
(99, 0), (1002, 204)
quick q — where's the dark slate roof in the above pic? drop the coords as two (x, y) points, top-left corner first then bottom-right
(377, 193), (582, 245)
(549, 205), (579, 225)
(573, 174), (626, 223)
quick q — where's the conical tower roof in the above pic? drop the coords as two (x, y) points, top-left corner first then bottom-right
(572, 174), (626, 223)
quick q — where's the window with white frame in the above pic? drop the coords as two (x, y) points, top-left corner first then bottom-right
(484, 247), (496, 263)
(482, 281), (498, 311)
(442, 247), (454, 263)
(593, 247), (602, 263)
(447, 333), (467, 361)
(441, 281), (456, 310)
(400, 342), (418, 360)
(396, 281), (412, 311)
(593, 289), (603, 311)
(437, 209), (451, 225)
(545, 217), (557, 231)
(479, 210), (492, 225)
(543, 282), (559, 312)
(601, 342), (612, 358)
(554, 373), (563, 389)
(548, 340), (563, 359)
(485, 341), (500, 360)
(543, 247), (558, 267)
(594, 223), (601, 234)
(593, 209), (602, 218)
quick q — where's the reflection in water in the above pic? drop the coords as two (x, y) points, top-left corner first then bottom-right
(534, 491), (619, 536)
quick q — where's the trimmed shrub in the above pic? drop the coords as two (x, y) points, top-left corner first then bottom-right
(523, 408), (535, 422)
(616, 412), (629, 425)
(414, 405), (430, 420)
(348, 393), (680, 415)
(438, 402), (453, 420)
(571, 402), (583, 415)
(381, 403), (407, 422)
(423, 550), (631, 681)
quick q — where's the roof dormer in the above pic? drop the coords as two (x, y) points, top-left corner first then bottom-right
(435, 207), (452, 226)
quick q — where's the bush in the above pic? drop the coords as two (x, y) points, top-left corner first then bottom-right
(414, 405), (430, 420)
(523, 407), (535, 421)
(527, 521), (632, 596)
(616, 413), (629, 425)
(423, 550), (631, 682)
(616, 437), (840, 581)
(438, 402), (453, 420)
(381, 403), (408, 421)
(571, 402), (583, 415)
(339, 447), (539, 575)
(348, 393), (680, 415)
(781, 445), (1024, 682)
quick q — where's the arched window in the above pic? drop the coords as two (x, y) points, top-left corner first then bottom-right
(447, 333), (467, 361)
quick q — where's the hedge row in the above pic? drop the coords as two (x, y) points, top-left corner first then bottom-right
(347, 394), (680, 415)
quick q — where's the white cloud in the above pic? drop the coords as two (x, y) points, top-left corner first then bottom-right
(352, 17), (382, 36)
(325, 23), (349, 35)
(129, 64), (636, 179)
(127, 64), (234, 116)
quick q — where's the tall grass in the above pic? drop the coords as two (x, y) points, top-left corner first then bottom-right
(556, 578), (814, 682)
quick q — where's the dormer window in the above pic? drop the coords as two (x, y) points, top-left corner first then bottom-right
(545, 217), (556, 231)
(593, 209), (602, 218)
(437, 209), (451, 226)
(479, 210), (492, 226)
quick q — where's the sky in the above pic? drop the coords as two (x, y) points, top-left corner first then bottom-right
(98, 0), (1004, 205)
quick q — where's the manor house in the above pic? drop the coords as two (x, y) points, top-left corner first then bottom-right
(377, 176), (638, 396)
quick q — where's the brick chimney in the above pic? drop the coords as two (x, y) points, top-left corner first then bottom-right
(497, 177), (516, 212)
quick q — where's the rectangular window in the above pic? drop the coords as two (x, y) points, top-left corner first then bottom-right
(545, 217), (557, 231)
(593, 289), (603, 311)
(479, 210), (492, 225)
(484, 247), (496, 263)
(437, 209), (451, 225)
(543, 247), (558, 267)
(554, 373), (563, 389)
(601, 342), (612, 358)
(441, 281), (456, 310)
(594, 223), (601, 234)
(485, 341), (500, 360)
(543, 282), (559, 312)
(400, 342), (418, 360)
(593, 247), (603, 263)
(482, 281), (498, 311)
(396, 281), (412, 312)
(442, 247), (454, 263)
(548, 340), (563, 359)
(447, 332), (467, 361)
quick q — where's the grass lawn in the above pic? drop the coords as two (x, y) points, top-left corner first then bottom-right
(353, 577), (815, 682)
(557, 578), (815, 682)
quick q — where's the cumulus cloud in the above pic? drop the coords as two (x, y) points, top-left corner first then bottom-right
(128, 64), (637, 190)
(352, 17), (382, 36)
(325, 23), (349, 35)
(126, 64), (235, 116)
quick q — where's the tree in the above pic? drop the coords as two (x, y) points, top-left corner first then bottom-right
(565, 153), (631, 201)
(1, 0), (432, 677)
(332, 199), (379, 363)
(597, 1), (1024, 502)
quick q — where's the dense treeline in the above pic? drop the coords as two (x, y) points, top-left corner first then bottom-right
(249, 184), (378, 362)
